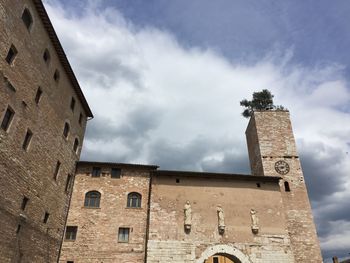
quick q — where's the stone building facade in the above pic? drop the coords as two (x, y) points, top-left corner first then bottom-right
(0, 0), (92, 262)
(60, 111), (323, 263)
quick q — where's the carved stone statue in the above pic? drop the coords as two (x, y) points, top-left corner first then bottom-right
(184, 201), (192, 230)
(250, 209), (259, 233)
(217, 205), (225, 233)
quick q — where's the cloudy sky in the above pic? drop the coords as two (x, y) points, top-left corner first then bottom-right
(44, 0), (350, 261)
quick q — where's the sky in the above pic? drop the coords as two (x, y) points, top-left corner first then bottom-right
(44, 0), (350, 261)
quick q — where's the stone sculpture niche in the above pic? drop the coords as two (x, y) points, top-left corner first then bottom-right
(184, 201), (192, 231)
(250, 209), (259, 234)
(217, 205), (225, 234)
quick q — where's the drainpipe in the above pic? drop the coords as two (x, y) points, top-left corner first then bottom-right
(56, 163), (77, 262)
(144, 171), (154, 263)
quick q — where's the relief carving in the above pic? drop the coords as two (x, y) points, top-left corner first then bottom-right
(184, 201), (192, 230)
(250, 209), (259, 234)
(217, 205), (225, 234)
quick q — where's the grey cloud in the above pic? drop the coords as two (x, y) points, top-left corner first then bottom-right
(148, 136), (215, 171)
(86, 106), (161, 142)
(80, 146), (128, 163)
(78, 58), (144, 89)
(82, 106), (162, 162)
(299, 143), (346, 202)
(201, 150), (250, 175)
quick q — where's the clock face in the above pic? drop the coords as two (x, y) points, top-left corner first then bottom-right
(275, 160), (290, 175)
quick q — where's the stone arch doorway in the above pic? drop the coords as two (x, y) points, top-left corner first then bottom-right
(196, 244), (251, 263)
(205, 253), (241, 263)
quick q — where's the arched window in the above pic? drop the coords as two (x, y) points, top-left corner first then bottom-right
(73, 138), (79, 153)
(84, 191), (101, 208)
(127, 192), (141, 208)
(63, 122), (70, 138)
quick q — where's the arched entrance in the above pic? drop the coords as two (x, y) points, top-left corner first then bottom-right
(196, 244), (251, 263)
(205, 253), (241, 263)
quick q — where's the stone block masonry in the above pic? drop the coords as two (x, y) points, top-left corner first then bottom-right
(246, 111), (323, 262)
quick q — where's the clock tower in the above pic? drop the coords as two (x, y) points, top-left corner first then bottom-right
(246, 110), (323, 262)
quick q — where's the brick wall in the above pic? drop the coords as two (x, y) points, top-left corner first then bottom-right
(0, 0), (90, 261)
(59, 163), (157, 263)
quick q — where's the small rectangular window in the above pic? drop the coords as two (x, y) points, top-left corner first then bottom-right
(5, 45), (18, 65)
(54, 70), (60, 82)
(73, 138), (79, 153)
(78, 113), (83, 125)
(65, 174), (72, 193)
(21, 197), (29, 211)
(54, 161), (61, 180)
(118, 227), (129, 242)
(65, 226), (78, 240)
(21, 8), (33, 30)
(111, 168), (121, 179)
(16, 224), (21, 234)
(63, 123), (70, 138)
(70, 98), (76, 111)
(213, 257), (219, 263)
(1, 107), (15, 131)
(67, 261), (74, 263)
(284, 181), (291, 192)
(91, 167), (101, 177)
(43, 49), (50, 64)
(35, 87), (43, 104)
(43, 212), (50, 224)
(22, 129), (33, 151)
(4, 77), (16, 92)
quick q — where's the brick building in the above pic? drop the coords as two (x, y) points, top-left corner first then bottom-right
(60, 111), (323, 263)
(0, 0), (92, 262)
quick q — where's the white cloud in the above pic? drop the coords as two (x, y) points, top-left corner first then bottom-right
(45, 0), (350, 259)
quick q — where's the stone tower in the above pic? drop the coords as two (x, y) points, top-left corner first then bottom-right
(246, 110), (323, 262)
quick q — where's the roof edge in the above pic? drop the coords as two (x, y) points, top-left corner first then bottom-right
(153, 170), (281, 181)
(32, 0), (93, 117)
(77, 161), (159, 169)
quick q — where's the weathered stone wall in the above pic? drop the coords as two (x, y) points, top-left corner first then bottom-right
(147, 173), (294, 263)
(0, 0), (89, 261)
(59, 163), (156, 263)
(245, 110), (323, 262)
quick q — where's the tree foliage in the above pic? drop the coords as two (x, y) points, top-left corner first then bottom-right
(240, 89), (284, 118)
